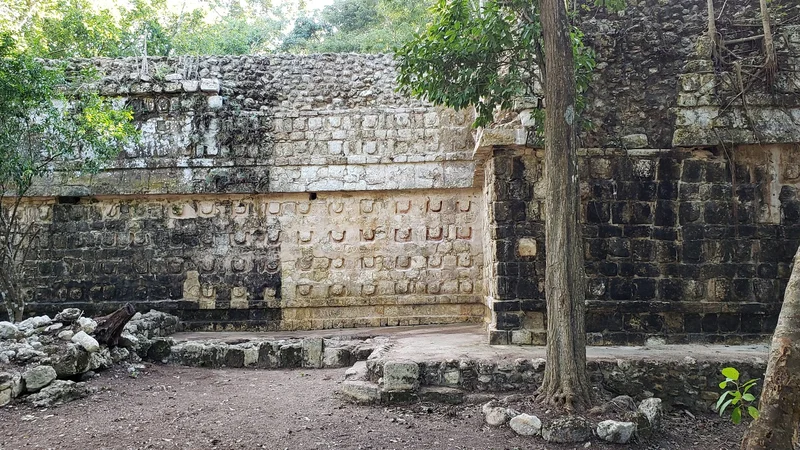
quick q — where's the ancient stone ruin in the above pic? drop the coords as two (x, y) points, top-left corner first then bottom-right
(7, 0), (800, 348)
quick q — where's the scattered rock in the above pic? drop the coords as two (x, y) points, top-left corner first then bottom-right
(44, 323), (63, 333)
(0, 321), (18, 339)
(509, 413), (542, 436)
(340, 380), (381, 404)
(22, 365), (57, 392)
(541, 416), (593, 443)
(596, 420), (636, 444)
(76, 317), (97, 334)
(28, 380), (92, 407)
(53, 344), (91, 378)
(17, 316), (52, 332)
(71, 331), (100, 353)
(484, 407), (510, 427)
(638, 397), (663, 431)
(54, 308), (82, 323)
(58, 330), (74, 341)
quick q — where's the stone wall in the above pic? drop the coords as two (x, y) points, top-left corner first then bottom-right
(485, 145), (800, 345)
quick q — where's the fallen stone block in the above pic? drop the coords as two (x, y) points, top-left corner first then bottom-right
(28, 380), (92, 407)
(302, 338), (323, 369)
(71, 331), (100, 353)
(541, 416), (592, 443)
(597, 420), (636, 444)
(340, 380), (380, 404)
(22, 366), (57, 392)
(638, 397), (663, 431)
(509, 413), (542, 436)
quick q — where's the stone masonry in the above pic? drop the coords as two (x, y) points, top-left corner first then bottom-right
(8, 0), (800, 342)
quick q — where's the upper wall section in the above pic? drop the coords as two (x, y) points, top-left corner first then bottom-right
(31, 54), (475, 197)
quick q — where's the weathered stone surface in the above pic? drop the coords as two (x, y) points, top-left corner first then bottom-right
(0, 322), (18, 340)
(509, 413), (542, 436)
(71, 331), (100, 353)
(597, 420), (636, 444)
(540, 416), (593, 444)
(54, 308), (82, 323)
(22, 366), (57, 392)
(28, 380), (91, 407)
(340, 380), (380, 404)
(418, 386), (464, 405)
(76, 317), (97, 334)
(302, 338), (324, 369)
(638, 397), (664, 431)
(322, 347), (352, 368)
(484, 406), (510, 427)
(383, 360), (419, 392)
(57, 330), (74, 341)
(53, 344), (91, 378)
(17, 316), (51, 332)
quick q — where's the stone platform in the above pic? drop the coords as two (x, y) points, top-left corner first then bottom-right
(169, 324), (769, 412)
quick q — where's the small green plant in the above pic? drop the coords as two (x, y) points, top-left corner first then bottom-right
(716, 367), (759, 424)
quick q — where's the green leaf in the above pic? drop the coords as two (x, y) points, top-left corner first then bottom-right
(743, 393), (755, 402)
(732, 406), (742, 424)
(719, 398), (733, 415)
(719, 380), (728, 389)
(721, 367), (740, 381)
(748, 406), (760, 420)
(732, 390), (742, 404)
(715, 391), (730, 411)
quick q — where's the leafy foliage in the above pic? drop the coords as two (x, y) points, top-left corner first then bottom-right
(0, 35), (137, 321)
(395, 0), (599, 130)
(716, 366), (760, 424)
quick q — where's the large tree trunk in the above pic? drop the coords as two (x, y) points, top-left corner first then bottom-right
(536, 0), (591, 412)
(741, 246), (800, 449)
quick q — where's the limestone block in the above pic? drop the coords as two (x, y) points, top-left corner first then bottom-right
(621, 134), (649, 149)
(181, 80), (199, 92)
(341, 380), (380, 404)
(517, 238), (537, 257)
(596, 420), (636, 444)
(200, 78), (220, 92)
(382, 360), (419, 392)
(22, 365), (57, 392)
(207, 95), (223, 109)
(301, 337), (324, 369)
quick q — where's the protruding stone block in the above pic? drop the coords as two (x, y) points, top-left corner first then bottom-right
(382, 360), (419, 392)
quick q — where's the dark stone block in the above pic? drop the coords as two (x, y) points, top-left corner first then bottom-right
(493, 202), (513, 223)
(679, 202), (702, 224)
(493, 301), (520, 312)
(618, 262), (635, 277)
(758, 240), (782, 263)
(659, 279), (683, 301)
(682, 160), (705, 182)
(779, 185), (797, 202)
(632, 240), (654, 261)
(782, 201), (800, 224)
(741, 315), (763, 333)
(510, 201), (527, 222)
(517, 278), (540, 299)
(496, 277), (518, 299)
(737, 225), (757, 238)
(607, 238), (630, 258)
(587, 202), (610, 223)
(705, 226), (734, 240)
(598, 224), (623, 238)
(496, 312), (521, 329)
(631, 203), (653, 224)
(623, 226), (652, 238)
(682, 241), (703, 262)
(616, 182), (637, 200)
(678, 183), (700, 201)
(586, 239), (607, 260)
(718, 313), (740, 333)
(684, 314), (702, 333)
(591, 181), (616, 199)
(682, 224), (704, 240)
(611, 202), (629, 224)
(737, 264), (757, 278)
(634, 263), (660, 277)
(637, 181), (658, 201)
(599, 262), (618, 276)
(701, 314), (719, 332)
(652, 227), (678, 240)
(658, 157), (681, 181)
(704, 202), (733, 225)
(732, 279), (754, 301)
(633, 279), (657, 300)
(654, 201), (676, 226)
(737, 184), (756, 202)
(609, 279), (634, 300)
(705, 161), (728, 182)
(496, 263), (519, 277)
(657, 181), (678, 200)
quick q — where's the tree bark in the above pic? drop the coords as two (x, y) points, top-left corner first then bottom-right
(93, 303), (137, 347)
(741, 245), (800, 449)
(536, 0), (591, 412)
(759, 0), (777, 81)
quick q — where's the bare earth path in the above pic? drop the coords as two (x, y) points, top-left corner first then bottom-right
(0, 364), (743, 450)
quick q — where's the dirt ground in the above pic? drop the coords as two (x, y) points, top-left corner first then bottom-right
(0, 364), (746, 450)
